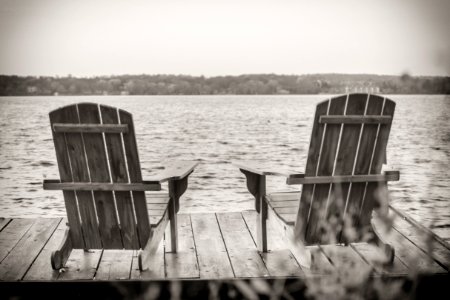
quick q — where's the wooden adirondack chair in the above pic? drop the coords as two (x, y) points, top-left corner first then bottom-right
(235, 93), (399, 267)
(43, 103), (198, 271)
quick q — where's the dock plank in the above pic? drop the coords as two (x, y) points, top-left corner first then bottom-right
(0, 218), (60, 281)
(241, 211), (304, 277)
(0, 218), (11, 231)
(320, 244), (372, 282)
(95, 250), (133, 280)
(191, 213), (234, 279)
(216, 212), (269, 278)
(24, 219), (67, 280)
(392, 217), (450, 270)
(351, 243), (409, 276)
(0, 219), (35, 262)
(372, 216), (446, 273)
(130, 241), (165, 279)
(0, 211), (448, 282)
(58, 249), (102, 280)
(432, 228), (450, 244)
(165, 214), (199, 279)
(305, 246), (336, 277)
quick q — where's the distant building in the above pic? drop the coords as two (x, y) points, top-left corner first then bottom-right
(345, 85), (380, 94)
(27, 86), (37, 94)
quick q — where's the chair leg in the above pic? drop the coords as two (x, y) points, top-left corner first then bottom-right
(240, 170), (268, 252)
(51, 228), (73, 270)
(168, 197), (178, 253)
(139, 210), (170, 271)
(257, 194), (268, 252)
(370, 221), (395, 265)
(167, 177), (190, 253)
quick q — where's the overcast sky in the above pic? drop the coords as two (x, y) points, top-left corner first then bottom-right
(0, 0), (449, 77)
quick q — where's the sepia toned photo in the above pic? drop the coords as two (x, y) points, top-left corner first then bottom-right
(0, 0), (449, 299)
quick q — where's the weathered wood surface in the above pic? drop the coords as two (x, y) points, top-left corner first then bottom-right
(217, 212), (269, 278)
(165, 214), (199, 279)
(52, 123), (129, 133)
(0, 218), (60, 280)
(191, 213), (234, 278)
(0, 210), (448, 281)
(0, 219), (34, 262)
(0, 218), (11, 231)
(43, 180), (161, 192)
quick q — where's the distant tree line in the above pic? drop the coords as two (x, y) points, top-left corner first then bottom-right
(0, 73), (448, 96)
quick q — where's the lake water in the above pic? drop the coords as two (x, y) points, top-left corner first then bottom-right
(0, 95), (449, 231)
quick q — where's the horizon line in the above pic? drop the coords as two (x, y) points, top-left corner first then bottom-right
(1, 72), (449, 79)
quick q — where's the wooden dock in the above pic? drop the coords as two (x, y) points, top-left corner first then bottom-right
(0, 208), (448, 282)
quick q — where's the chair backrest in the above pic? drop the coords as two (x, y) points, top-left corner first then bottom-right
(295, 94), (396, 244)
(49, 103), (150, 249)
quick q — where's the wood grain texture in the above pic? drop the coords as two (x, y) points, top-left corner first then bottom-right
(153, 161), (199, 182)
(286, 173), (399, 185)
(101, 105), (139, 249)
(49, 105), (84, 248)
(351, 243), (408, 276)
(57, 249), (103, 280)
(216, 212), (269, 278)
(303, 246), (336, 277)
(78, 103), (122, 249)
(0, 212), (448, 281)
(191, 213), (234, 279)
(0, 219), (35, 262)
(306, 95), (346, 243)
(345, 95), (384, 234)
(0, 218), (60, 281)
(329, 94), (367, 244)
(53, 123), (128, 133)
(392, 217), (450, 270)
(296, 100), (329, 242)
(138, 205), (169, 271)
(320, 244), (372, 277)
(233, 161), (302, 177)
(165, 214), (199, 278)
(242, 211), (304, 277)
(372, 215), (446, 273)
(24, 219), (67, 280)
(359, 98), (395, 224)
(64, 107), (102, 249)
(43, 180), (161, 191)
(119, 109), (151, 247)
(130, 241), (165, 279)
(95, 250), (133, 280)
(0, 218), (11, 232)
(319, 115), (392, 124)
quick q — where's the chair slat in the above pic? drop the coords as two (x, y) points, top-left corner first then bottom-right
(101, 105), (140, 249)
(296, 100), (328, 241)
(319, 115), (392, 124)
(43, 180), (161, 191)
(360, 99), (396, 223)
(119, 110), (151, 247)
(49, 106), (84, 248)
(346, 95), (385, 230)
(328, 94), (367, 243)
(53, 123), (128, 133)
(77, 104), (121, 249)
(63, 108), (102, 248)
(305, 95), (347, 243)
(286, 172), (399, 185)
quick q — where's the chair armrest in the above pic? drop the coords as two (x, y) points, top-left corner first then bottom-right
(233, 160), (304, 178)
(149, 160), (199, 183)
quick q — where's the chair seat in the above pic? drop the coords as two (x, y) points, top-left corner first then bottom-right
(146, 192), (170, 226)
(265, 191), (300, 225)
